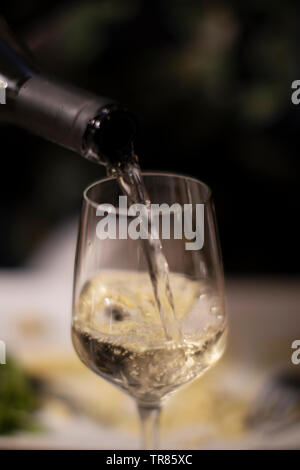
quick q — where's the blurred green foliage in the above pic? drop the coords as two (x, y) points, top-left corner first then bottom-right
(0, 356), (40, 434)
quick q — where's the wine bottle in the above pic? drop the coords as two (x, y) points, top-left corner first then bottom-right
(0, 16), (136, 168)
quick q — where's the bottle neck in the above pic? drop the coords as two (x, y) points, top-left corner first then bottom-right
(1, 72), (136, 164)
(0, 16), (137, 165)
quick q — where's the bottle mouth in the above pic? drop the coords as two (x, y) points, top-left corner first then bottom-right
(83, 104), (137, 166)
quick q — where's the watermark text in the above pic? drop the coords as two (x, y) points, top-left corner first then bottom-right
(96, 196), (204, 251)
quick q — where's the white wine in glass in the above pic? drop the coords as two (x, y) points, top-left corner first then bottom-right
(72, 173), (227, 449)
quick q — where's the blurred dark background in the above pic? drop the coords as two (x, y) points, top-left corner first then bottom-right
(0, 0), (299, 274)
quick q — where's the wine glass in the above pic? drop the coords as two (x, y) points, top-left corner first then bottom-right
(72, 172), (227, 449)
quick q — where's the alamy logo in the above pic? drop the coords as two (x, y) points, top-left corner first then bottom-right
(291, 340), (300, 365)
(0, 340), (6, 365)
(0, 78), (7, 104)
(96, 196), (204, 250)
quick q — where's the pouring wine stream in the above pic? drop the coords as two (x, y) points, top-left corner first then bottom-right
(107, 153), (182, 342)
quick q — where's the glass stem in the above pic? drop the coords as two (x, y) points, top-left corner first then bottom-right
(137, 403), (161, 449)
